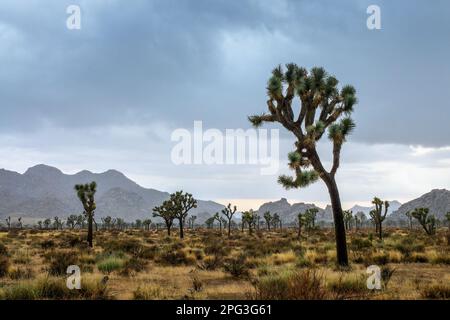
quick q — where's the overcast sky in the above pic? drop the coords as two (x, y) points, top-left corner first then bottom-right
(1, 0), (449, 209)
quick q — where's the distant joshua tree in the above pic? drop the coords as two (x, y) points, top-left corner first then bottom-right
(66, 215), (77, 229)
(248, 64), (359, 266)
(5, 217), (11, 230)
(221, 203), (237, 238)
(143, 219), (152, 231)
(213, 212), (222, 234)
(297, 212), (306, 239)
(263, 211), (272, 231)
(355, 211), (366, 230)
(74, 181), (97, 247)
(17, 217), (23, 229)
(205, 217), (215, 229)
(369, 197), (389, 239)
(153, 200), (176, 236)
(304, 208), (319, 230)
(242, 210), (257, 235)
(187, 215), (197, 229)
(53, 217), (62, 230)
(405, 211), (413, 230)
(43, 218), (51, 230)
(343, 210), (353, 231)
(411, 208), (436, 236)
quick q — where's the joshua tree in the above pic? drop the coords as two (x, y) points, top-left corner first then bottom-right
(343, 210), (353, 231)
(53, 217), (62, 230)
(5, 217), (11, 230)
(17, 217), (23, 229)
(135, 219), (143, 229)
(143, 219), (152, 231)
(205, 217), (215, 229)
(405, 211), (413, 230)
(221, 203), (237, 237)
(411, 208), (436, 236)
(297, 212), (306, 239)
(116, 218), (126, 230)
(172, 191), (197, 239)
(263, 211), (272, 230)
(213, 212), (222, 233)
(153, 201), (176, 236)
(74, 181), (97, 247)
(66, 215), (77, 229)
(272, 213), (280, 230)
(37, 221), (43, 230)
(187, 215), (197, 229)
(354, 211), (366, 230)
(76, 214), (86, 229)
(248, 65), (358, 265)
(43, 218), (51, 230)
(369, 197), (389, 240)
(242, 210), (257, 235)
(304, 208), (319, 230)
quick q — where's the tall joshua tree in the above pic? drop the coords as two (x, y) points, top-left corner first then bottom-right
(369, 197), (389, 239)
(221, 203), (237, 238)
(75, 181), (97, 248)
(249, 64), (358, 266)
(170, 191), (197, 239)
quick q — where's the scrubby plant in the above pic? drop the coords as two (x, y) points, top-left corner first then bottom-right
(248, 64), (359, 266)
(74, 181), (97, 247)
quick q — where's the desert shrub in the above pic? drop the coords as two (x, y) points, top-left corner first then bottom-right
(0, 275), (110, 300)
(421, 284), (450, 299)
(223, 255), (250, 278)
(158, 248), (194, 266)
(120, 257), (147, 276)
(0, 242), (7, 256)
(350, 238), (372, 251)
(133, 285), (167, 300)
(295, 257), (314, 268)
(198, 255), (222, 270)
(431, 253), (450, 265)
(40, 239), (55, 250)
(0, 255), (10, 277)
(371, 252), (389, 265)
(97, 256), (126, 274)
(102, 239), (143, 255)
(134, 245), (159, 260)
(253, 270), (327, 300)
(12, 250), (31, 264)
(271, 250), (297, 265)
(204, 239), (230, 258)
(9, 267), (35, 280)
(409, 253), (429, 263)
(328, 274), (368, 299)
(47, 250), (79, 276)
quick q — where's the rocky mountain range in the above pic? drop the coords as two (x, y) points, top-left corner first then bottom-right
(348, 200), (402, 217)
(390, 189), (450, 221)
(0, 164), (225, 222)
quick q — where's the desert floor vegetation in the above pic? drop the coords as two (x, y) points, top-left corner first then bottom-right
(0, 228), (448, 300)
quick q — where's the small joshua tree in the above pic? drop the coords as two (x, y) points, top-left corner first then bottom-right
(75, 181), (97, 247)
(221, 203), (237, 238)
(248, 64), (359, 266)
(411, 208), (436, 236)
(53, 217), (62, 230)
(369, 197), (389, 240)
(76, 214), (86, 229)
(304, 208), (319, 230)
(213, 212), (222, 233)
(188, 215), (197, 229)
(263, 211), (272, 231)
(297, 212), (306, 239)
(205, 217), (215, 229)
(5, 217), (11, 230)
(405, 211), (413, 230)
(242, 210), (257, 235)
(272, 213), (280, 231)
(44, 218), (52, 230)
(37, 221), (43, 230)
(153, 201), (176, 236)
(66, 215), (77, 229)
(343, 210), (353, 231)
(17, 217), (23, 229)
(143, 219), (152, 231)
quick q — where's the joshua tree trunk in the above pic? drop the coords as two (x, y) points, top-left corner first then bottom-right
(323, 175), (348, 266)
(87, 213), (93, 248)
(227, 219), (231, 237)
(179, 219), (184, 239)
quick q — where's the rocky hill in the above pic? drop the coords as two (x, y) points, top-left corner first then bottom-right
(256, 198), (329, 223)
(390, 189), (450, 220)
(0, 164), (224, 222)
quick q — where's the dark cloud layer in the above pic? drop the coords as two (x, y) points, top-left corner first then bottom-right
(1, 0), (449, 146)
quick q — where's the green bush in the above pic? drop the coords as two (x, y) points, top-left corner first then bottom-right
(97, 256), (125, 274)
